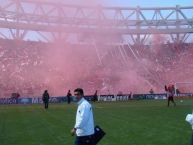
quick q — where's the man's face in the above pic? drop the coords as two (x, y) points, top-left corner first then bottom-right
(74, 91), (82, 101)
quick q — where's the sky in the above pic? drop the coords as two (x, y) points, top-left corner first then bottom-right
(55, 0), (193, 7)
(103, 0), (193, 7)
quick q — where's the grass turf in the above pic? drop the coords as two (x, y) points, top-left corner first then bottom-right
(0, 99), (193, 145)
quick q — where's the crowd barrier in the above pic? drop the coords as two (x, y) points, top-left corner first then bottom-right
(0, 93), (171, 105)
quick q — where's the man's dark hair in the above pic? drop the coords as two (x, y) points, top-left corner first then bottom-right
(74, 88), (84, 96)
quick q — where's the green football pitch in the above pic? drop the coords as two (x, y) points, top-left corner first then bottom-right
(0, 100), (193, 145)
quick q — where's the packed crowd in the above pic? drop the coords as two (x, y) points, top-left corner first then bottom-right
(0, 38), (192, 97)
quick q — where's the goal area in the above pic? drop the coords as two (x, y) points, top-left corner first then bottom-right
(174, 82), (193, 95)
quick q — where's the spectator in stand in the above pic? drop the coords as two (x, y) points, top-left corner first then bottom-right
(176, 89), (180, 94)
(11, 92), (20, 99)
(42, 90), (50, 109)
(149, 88), (154, 94)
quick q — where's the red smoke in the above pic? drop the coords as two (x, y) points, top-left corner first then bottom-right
(0, 37), (193, 97)
(0, 2), (193, 97)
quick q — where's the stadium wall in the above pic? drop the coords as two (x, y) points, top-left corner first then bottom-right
(0, 94), (170, 105)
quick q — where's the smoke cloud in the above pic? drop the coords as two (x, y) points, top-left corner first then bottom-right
(0, 2), (193, 97)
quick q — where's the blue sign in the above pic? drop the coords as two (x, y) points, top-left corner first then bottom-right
(0, 98), (17, 104)
(18, 98), (32, 104)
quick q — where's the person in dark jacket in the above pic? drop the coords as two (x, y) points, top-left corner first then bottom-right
(42, 90), (50, 109)
(67, 90), (72, 104)
(165, 85), (176, 107)
(93, 90), (98, 102)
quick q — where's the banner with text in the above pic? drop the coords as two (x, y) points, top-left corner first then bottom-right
(1, 93), (192, 105)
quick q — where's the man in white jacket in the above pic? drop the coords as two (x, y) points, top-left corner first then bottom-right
(186, 114), (193, 145)
(71, 88), (95, 145)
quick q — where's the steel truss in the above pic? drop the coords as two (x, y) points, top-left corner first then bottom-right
(0, 0), (192, 43)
